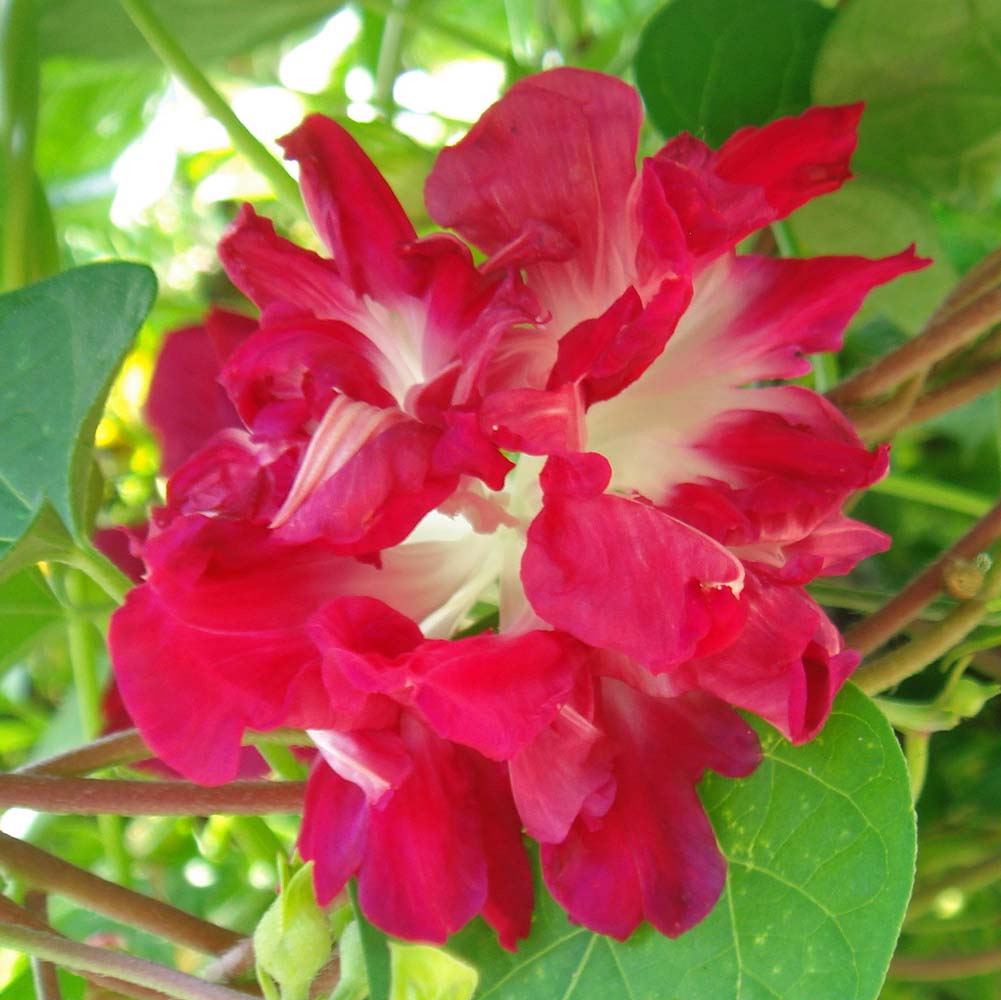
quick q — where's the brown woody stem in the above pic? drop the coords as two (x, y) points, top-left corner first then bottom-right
(828, 287), (1001, 406)
(899, 358), (1001, 429)
(0, 922), (250, 1000)
(889, 948), (1001, 981)
(845, 499), (1001, 657)
(0, 775), (305, 815)
(22, 728), (310, 778)
(0, 895), (176, 1000)
(0, 831), (242, 954)
(853, 560), (1001, 695)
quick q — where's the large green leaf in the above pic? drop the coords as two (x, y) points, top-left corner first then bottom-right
(450, 685), (915, 1000)
(786, 177), (956, 334)
(0, 263), (156, 571)
(0, 566), (62, 673)
(38, 0), (340, 63)
(813, 0), (1001, 209)
(635, 0), (834, 146)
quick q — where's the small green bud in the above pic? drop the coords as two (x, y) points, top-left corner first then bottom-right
(330, 919), (369, 1000)
(254, 860), (332, 1000)
(389, 942), (478, 1000)
(939, 677), (1001, 719)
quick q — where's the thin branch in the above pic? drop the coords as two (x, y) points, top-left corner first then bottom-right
(0, 774), (305, 815)
(0, 923), (251, 1000)
(24, 893), (62, 1000)
(0, 831), (242, 954)
(906, 854), (1001, 924)
(931, 246), (1001, 325)
(889, 947), (1001, 981)
(845, 499), (1001, 657)
(853, 559), (1001, 695)
(901, 358), (1001, 429)
(21, 728), (311, 778)
(117, 0), (301, 208)
(828, 287), (1001, 406)
(0, 896), (176, 1000)
(20, 729), (150, 777)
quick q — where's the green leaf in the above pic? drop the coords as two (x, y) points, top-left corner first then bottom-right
(38, 0), (339, 63)
(0, 263), (156, 570)
(0, 566), (62, 673)
(786, 177), (956, 334)
(635, 0), (834, 146)
(813, 0), (1001, 209)
(450, 685), (915, 1000)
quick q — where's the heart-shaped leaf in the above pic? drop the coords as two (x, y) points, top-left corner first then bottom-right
(635, 0), (834, 146)
(449, 684), (915, 1000)
(0, 262), (156, 575)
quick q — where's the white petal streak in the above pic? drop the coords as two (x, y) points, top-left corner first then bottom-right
(271, 396), (407, 528)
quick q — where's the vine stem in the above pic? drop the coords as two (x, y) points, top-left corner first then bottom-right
(853, 559), (1001, 695)
(64, 544), (133, 606)
(0, 896), (171, 1000)
(64, 568), (132, 886)
(0, 774), (305, 814)
(845, 498), (1001, 657)
(117, 0), (301, 208)
(24, 893), (61, 1000)
(0, 830), (242, 954)
(21, 727), (310, 777)
(356, 0), (514, 65)
(0, 922), (251, 1000)
(905, 854), (1001, 924)
(828, 287), (1001, 406)
(889, 947), (1001, 982)
(0, 0), (39, 292)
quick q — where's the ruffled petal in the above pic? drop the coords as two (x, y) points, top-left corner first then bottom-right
(298, 760), (369, 904)
(465, 753), (534, 951)
(219, 205), (356, 318)
(649, 104), (863, 260)
(523, 459), (745, 671)
(674, 576), (857, 743)
(426, 68), (642, 329)
(281, 115), (417, 300)
(109, 584), (328, 784)
(510, 700), (615, 843)
(542, 680), (759, 939)
(407, 630), (577, 760)
(220, 316), (394, 439)
(357, 716), (487, 943)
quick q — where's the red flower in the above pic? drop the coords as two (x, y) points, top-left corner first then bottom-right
(110, 69), (922, 947)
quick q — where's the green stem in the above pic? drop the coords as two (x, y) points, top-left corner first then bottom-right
(64, 544), (133, 605)
(904, 731), (930, 804)
(906, 854), (1001, 924)
(866, 473), (992, 517)
(64, 569), (133, 887)
(854, 559), (1001, 695)
(0, 922), (250, 1000)
(116, 0), (301, 207)
(0, 0), (40, 292)
(373, 0), (407, 115)
(357, 0), (515, 65)
(258, 744), (308, 782)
